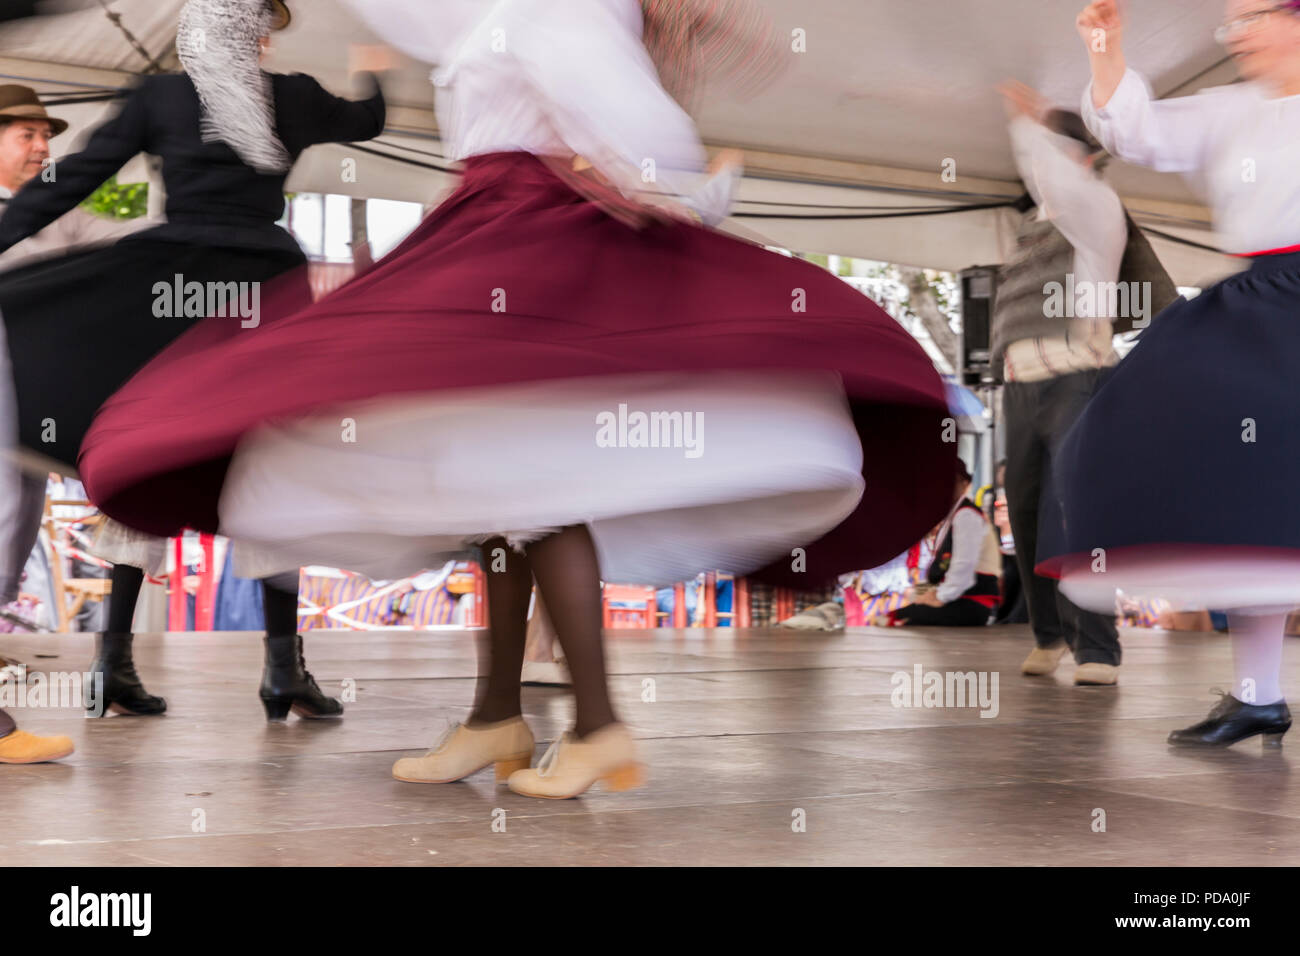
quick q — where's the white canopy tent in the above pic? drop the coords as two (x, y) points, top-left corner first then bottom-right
(0, 0), (1243, 286)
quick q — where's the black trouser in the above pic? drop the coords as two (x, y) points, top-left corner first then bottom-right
(1003, 370), (1121, 665)
(995, 552), (1028, 624)
(893, 598), (992, 627)
(0, 471), (45, 604)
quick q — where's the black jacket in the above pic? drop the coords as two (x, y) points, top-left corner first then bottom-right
(0, 70), (385, 258)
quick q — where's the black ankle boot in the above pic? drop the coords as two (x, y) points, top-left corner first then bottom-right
(260, 634), (343, 720)
(87, 633), (167, 716)
(1168, 692), (1291, 747)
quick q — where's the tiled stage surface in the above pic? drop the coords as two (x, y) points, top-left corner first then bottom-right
(0, 625), (1295, 866)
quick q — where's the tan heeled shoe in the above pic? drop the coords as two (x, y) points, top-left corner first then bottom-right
(507, 722), (643, 799)
(0, 729), (74, 763)
(1074, 662), (1120, 686)
(1021, 643), (1070, 676)
(392, 716), (534, 784)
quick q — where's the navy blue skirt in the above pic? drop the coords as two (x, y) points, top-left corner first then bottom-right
(1038, 251), (1300, 607)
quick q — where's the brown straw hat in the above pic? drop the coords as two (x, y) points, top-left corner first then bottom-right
(268, 0), (290, 30)
(0, 85), (67, 136)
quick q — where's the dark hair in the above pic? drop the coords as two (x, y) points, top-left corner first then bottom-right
(956, 459), (972, 483)
(1044, 109), (1096, 148)
(1045, 108), (1110, 171)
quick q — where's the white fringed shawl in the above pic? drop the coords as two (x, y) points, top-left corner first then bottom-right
(177, 0), (289, 174)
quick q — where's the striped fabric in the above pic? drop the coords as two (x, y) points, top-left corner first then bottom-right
(1118, 596), (1172, 629)
(298, 572), (459, 631)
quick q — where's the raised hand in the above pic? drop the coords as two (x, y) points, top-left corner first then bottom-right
(1076, 0), (1124, 55)
(349, 44), (399, 76)
(998, 80), (1049, 123)
(709, 148), (744, 176)
(1076, 1), (1127, 109)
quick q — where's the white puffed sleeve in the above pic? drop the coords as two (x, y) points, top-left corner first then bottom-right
(338, 0), (494, 69)
(1008, 117), (1126, 315)
(502, 0), (739, 224)
(934, 509), (988, 605)
(1081, 68), (1238, 174)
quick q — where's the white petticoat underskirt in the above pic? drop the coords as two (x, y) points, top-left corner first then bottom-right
(220, 370), (867, 585)
(1060, 554), (1300, 616)
(88, 518), (170, 576)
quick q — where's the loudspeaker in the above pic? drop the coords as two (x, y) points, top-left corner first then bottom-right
(959, 266), (999, 386)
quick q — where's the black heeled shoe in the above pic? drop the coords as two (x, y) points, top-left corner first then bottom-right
(1168, 691), (1291, 748)
(260, 634), (343, 720)
(86, 633), (167, 716)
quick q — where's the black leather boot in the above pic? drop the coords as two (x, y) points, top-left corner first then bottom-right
(87, 633), (167, 716)
(260, 634), (343, 720)
(1168, 692), (1291, 747)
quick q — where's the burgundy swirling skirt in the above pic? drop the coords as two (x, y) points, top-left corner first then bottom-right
(79, 151), (956, 587)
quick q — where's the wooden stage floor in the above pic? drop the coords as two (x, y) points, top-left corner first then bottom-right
(0, 624), (1296, 866)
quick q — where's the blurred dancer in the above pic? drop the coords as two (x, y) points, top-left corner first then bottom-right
(993, 80), (1177, 685)
(0, 79), (151, 759)
(79, 0), (957, 797)
(0, 84), (148, 614)
(1044, 0), (1300, 745)
(0, 0), (386, 720)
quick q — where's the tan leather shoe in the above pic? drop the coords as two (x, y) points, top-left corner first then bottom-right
(1021, 644), (1070, 676)
(1074, 662), (1119, 686)
(507, 723), (643, 799)
(392, 716), (534, 784)
(0, 729), (74, 763)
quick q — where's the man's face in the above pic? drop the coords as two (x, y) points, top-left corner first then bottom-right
(0, 119), (53, 192)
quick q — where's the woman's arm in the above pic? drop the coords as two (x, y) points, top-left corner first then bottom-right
(1075, 1), (1230, 173)
(1076, 0), (1126, 109)
(508, 0), (740, 225)
(297, 70), (387, 148)
(1080, 69), (1231, 174)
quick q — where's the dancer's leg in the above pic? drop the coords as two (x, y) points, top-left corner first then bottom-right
(893, 600), (991, 627)
(0, 473), (45, 605)
(88, 563), (165, 716)
(106, 563), (144, 633)
(524, 525), (617, 739)
(262, 577), (299, 637)
(470, 537), (530, 725)
(259, 574), (342, 719)
(1228, 610), (1286, 706)
(1003, 382), (1066, 651)
(1168, 608), (1291, 747)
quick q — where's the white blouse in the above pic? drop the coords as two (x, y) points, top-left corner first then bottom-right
(1082, 68), (1300, 254)
(1007, 116), (1127, 309)
(342, 0), (737, 224)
